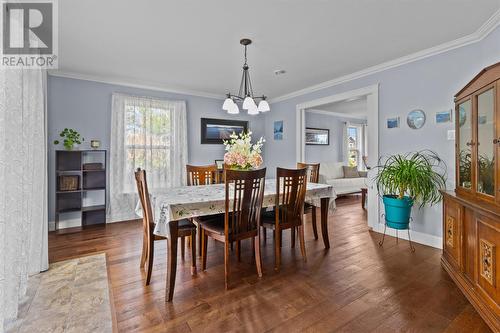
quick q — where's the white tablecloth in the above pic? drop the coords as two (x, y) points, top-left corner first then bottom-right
(135, 179), (337, 238)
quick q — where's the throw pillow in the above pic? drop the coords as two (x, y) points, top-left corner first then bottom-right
(358, 171), (368, 178)
(342, 166), (359, 178)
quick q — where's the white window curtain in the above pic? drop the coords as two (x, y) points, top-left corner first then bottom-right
(361, 123), (368, 170)
(109, 93), (188, 222)
(341, 122), (349, 164)
(0, 68), (49, 332)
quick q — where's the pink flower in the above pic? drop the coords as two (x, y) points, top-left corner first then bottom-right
(250, 153), (263, 168)
(224, 152), (234, 165)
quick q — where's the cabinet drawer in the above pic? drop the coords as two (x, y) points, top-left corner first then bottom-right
(443, 198), (462, 269)
(475, 214), (500, 308)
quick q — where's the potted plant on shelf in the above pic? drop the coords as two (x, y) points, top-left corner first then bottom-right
(53, 128), (84, 150)
(223, 131), (264, 170)
(373, 150), (447, 230)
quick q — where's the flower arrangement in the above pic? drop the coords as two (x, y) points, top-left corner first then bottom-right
(223, 131), (265, 170)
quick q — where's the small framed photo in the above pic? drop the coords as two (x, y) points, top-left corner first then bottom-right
(435, 110), (452, 124)
(214, 159), (224, 170)
(387, 117), (400, 129)
(305, 127), (329, 145)
(273, 120), (283, 140)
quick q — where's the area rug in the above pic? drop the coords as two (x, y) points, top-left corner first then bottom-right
(6, 253), (114, 333)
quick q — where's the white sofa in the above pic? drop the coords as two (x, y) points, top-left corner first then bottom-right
(318, 162), (368, 195)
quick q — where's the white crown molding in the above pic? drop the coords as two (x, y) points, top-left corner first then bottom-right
(270, 8), (500, 104)
(48, 70), (225, 100)
(306, 109), (367, 120)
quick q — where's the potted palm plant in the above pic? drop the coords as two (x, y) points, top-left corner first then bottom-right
(374, 150), (447, 230)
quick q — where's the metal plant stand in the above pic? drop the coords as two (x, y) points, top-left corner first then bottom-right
(378, 215), (415, 252)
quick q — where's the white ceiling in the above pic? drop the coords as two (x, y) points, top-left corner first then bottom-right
(56, 0), (500, 99)
(308, 97), (368, 118)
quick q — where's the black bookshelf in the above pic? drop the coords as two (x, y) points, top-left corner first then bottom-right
(55, 150), (107, 230)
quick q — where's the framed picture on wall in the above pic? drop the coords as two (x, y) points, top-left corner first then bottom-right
(214, 159), (224, 169)
(435, 109), (452, 124)
(386, 117), (400, 129)
(273, 120), (283, 140)
(305, 127), (329, 145)
(200, 118), (248, 144)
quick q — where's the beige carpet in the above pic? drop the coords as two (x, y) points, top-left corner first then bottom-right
(7, 253), (114, 333)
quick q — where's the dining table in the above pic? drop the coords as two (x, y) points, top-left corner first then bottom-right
(136, 179), (337, 301)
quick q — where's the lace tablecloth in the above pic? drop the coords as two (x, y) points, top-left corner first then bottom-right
(136, 179), (337, 237)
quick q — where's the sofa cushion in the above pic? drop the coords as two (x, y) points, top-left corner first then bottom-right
(319, 162), (344, 182)
(326, 177), (368, 195)
(342, 166), (359, 178)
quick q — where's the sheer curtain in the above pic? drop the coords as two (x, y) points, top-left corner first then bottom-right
(341, 121), (349, 164)
(361, 123), (368, 170)
(0, 68), (49, 332)
(109, 93), (188, 222)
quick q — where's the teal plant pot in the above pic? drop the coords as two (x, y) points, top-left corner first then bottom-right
(382, 195), (413, 230)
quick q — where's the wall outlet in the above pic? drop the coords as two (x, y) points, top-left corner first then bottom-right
(447, 130), (455, 140)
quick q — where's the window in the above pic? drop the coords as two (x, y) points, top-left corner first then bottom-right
(347, 126), (360, 167)
(124, 101), (171, 180)
(109, 93), (187, 221)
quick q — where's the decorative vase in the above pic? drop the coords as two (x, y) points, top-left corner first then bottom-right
(382, 195), (413, 230)
(64, 143), (75, 151)
(228, 165), (254, 171)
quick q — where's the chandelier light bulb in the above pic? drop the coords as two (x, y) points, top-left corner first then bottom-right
(222, 97), (233, 111)
(227, 100), (239, 114)
(257, 100), (270, 112)
(247, 104), (259, 115)
(242, 96), (256, 110)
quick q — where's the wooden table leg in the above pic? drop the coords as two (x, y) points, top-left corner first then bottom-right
(320, 197), (330, 249)
(166, 220), (179, 302)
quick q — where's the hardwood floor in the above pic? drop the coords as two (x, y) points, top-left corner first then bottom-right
(48, 196), (492, 332)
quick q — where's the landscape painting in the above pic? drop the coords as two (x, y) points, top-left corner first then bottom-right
(387, 117), (400, 129)
(201, 118), (248, 144)
(435, 110), (452, 124)
(305, 127), (329, 145)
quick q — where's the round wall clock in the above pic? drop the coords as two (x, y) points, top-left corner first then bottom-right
(407, 109), (426, 129)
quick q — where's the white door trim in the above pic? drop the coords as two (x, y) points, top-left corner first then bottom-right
(295, 83), (380, 229)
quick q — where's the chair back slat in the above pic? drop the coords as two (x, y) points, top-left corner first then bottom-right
(297, 162), (320, 183)
(135, 168), (154, 238)
(276, 167), (308, 227)
(186, 164), (219, 185)
(225, 168), (266, 240)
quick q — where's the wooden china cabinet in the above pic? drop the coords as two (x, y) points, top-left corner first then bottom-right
(441, 62), (500, 332)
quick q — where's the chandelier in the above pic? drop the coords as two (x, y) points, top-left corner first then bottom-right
(222, 39), (270, 115)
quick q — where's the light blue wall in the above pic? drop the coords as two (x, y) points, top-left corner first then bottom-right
(305, 112), (366, 163)
(265, 26), (500, 238)
(47, 76), (266, 221)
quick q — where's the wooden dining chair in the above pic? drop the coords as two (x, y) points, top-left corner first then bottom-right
(262, 167), (308, 271)
(297, 162), (320, 240)
(135, 168), (197, 285)
(199, 168), (266, 289)
(186, 164), (219, 186)
(186, 164), (221, 255)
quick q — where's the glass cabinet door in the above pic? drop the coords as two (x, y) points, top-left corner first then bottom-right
(476, 88), (495, 196)
(458, 100), (472, 189)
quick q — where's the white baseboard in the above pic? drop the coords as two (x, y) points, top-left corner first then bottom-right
(371, 222), (442, 249)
